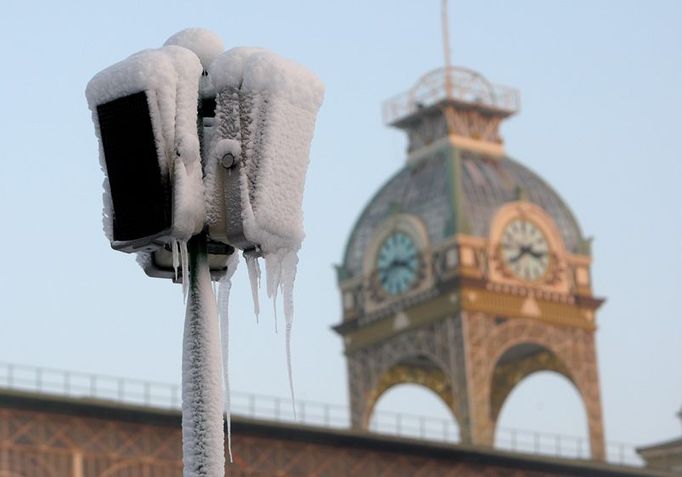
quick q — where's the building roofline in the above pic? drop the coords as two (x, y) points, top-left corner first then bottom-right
(637, 437), (682, 454)
(0, 389), (668, 477)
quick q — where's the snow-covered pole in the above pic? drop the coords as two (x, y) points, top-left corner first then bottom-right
(181, 233), (225, 477)
(86, 27), (323, 477)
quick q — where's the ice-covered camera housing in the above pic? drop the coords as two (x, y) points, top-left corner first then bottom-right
(206, 48), (325, 260)
(86, 32), (324, 286)
(86, 46), (205, 254)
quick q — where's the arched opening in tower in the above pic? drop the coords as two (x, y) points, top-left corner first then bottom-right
(369, 383), (460, 443)
(493, 368), (590, 458)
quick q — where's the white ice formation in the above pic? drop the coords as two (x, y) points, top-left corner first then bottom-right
(88, 28), (324, 476)
(208, 47), (324, 407)
(164, 28), (225, 71)
(85, 43), (206, 249)
(245, 253), (261, 322)
(217, 252), (240, 463)
(182, 245), (225, 477)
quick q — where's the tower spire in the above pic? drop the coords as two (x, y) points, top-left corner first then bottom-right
(381, 0), (520, 158)
(441, 0), (453, 98)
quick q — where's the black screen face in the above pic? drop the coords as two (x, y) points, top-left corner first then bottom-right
(96, 92), (171, 244)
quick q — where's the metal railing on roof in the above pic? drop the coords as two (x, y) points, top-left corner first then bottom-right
(0, 362), (642, 467)
(382, 66), (520, 126)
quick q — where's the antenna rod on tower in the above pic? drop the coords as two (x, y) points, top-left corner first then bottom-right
(441, 0), (453, 98)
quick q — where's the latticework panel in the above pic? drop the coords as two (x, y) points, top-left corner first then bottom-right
(0, 403), (617, 476)
(347, 315), (468, 431)
(0, 408), (183, 477)
(230, 434), (558, 477)
(461, 310), (605, 459)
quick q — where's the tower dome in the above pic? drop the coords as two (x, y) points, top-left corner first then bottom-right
(340, 148), (587, 281)
(339, 67), (587, 282)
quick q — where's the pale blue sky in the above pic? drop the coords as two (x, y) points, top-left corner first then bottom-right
(0, 0), (680, 457)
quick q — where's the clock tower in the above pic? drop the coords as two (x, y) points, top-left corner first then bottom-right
(333, 65), (606, 460)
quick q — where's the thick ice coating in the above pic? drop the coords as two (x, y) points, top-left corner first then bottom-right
(164, 46), (205, 241)
(86, 45), (205, 245)
(86, 49), (176, 241)
(209, 47), (324, 254)
(182, 247), (224, 476)
(164, 28), (225, 70)
(88, 33), (323, 477)
(209, 47), (324, 409)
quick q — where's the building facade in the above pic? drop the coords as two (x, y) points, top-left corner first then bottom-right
(0, 390), (666, 477)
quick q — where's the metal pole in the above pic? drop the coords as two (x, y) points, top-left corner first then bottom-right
(441, 0), (453, 98)
(181, 234), (225, 477)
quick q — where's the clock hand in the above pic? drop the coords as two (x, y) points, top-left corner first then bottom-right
(527, 248), (546, 260)
(509, 248), (527, 263)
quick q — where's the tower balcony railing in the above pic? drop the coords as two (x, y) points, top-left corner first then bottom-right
(0, 361), (641, 467)
(382, 66), (521, 126)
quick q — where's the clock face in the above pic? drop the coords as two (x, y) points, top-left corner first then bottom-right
(500, 219), (550, 282)
(376, 232), (420, 295)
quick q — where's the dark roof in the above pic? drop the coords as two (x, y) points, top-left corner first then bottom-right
(638, 437), (682, 454)
(341, 145), (585, 280)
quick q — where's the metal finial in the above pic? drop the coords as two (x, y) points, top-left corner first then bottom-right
(441, 0), (453, 98)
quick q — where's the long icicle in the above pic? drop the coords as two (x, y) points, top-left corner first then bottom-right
(218, 253), (239, 463)
(265, 254), (282, 335)
(245, 253), (261, 323)
(180, 240), (189, 301)
(172, 239), (180, 281)
(281, 250), (299, 421)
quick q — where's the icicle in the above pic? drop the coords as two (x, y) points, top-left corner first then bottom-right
(180, 240), (189, 301)
(218, 253), (239, 464)
(272, 296), (278, 334)
(244, 253), (261, 323)
(265, 253), (283, 334)
(264, 250), (298, 417)
(264, 252), (282, 300)
(172, 240), (180, 281)
(281, 250), (299, 420)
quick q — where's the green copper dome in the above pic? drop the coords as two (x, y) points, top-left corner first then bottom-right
(340, 145), (586, 281)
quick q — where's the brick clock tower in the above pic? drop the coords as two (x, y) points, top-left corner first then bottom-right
(333, 66), (606, 460)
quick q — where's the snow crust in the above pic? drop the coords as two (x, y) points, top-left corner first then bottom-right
(208, 48), (324, 410)
(211, 48), (323, 251)
(86, 49), (176, 242)
(165, 28), (224, 70)
(86, 44), (206, 244)
(209, 47), (324, 410)
(88, 30), (324, 475)
(165, 46), (205, 242)
(182, 248), (224, 476)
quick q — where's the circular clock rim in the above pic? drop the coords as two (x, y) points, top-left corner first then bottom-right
(498, 217), (551, 283)
(376, 231), (420, 296)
